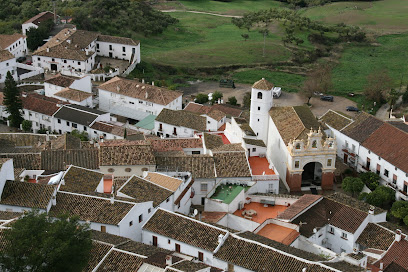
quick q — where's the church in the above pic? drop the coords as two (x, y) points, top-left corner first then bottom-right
(249, 78), (336, 192)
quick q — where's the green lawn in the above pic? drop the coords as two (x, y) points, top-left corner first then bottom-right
(232, 69), (305, 92)
(211, 184), (244, 204)
(300, 0), (408, 34)
(136, 12), (291, 67)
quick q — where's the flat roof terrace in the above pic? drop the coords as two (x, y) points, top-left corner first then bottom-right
(248, 157), (275, 175)
(210, 184), (245, 204)
(233, 202), (287, 224)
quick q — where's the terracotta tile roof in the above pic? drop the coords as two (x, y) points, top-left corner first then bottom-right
(243, 138), (266, 147)
(184, 102), (210, 114)
(362, 123), (408, 173)
(54, 87), (92, 102)
(90, 122), (141, 138)
(144, 172), (183, 192)
(342, 112), (383, 143)
(214, 235), (337, 272)
(156, 108), (207, 131)
(83, 241), (112, 272)
(143, 209), (228, 252)
(292, 197), (369, 236)
(319, 109), (353, 131)
(0, 153), (41, 169)
(48, 134), (81, 150)
(45, 74), (76, 87)
(384, 262), (408, 272)
(373, 237), (408, 271)
(0, 211), (22, 220)
(23, 11), (54, 25)
(60, 165), (103, 194)
(97, 35), (139, 46)
(269, 106), (321, 145)
(207, 108), (226, 121)
(98, 77), (181, 106)
(0, 50), (14, 62)
(91, 230), (130, 246)
(171, 260), (210, 271)
(388, 121), (408, 133)
(203, 133), (224, 150)
(277, 194), (322, 221)
(41, 149), (99, 171)
(211, 104), (243, 118)
(118, 176), (173, 207)
(116, 240), (171, 257)
(0, 133), (54, 148)
(253, 78), (274, 90)
(212, 143), (245, 152)
(213, 152), (251, 177)
(99, 140), (155, 166)
(144, 251), (183, 268)
(95, 249), (144, 272)
(201, 212), (227, 224)
(0, 33), (25, 49)
(356, 223), (395, 251)
(50, 192), (135, 225)
(239, 122), (256, 136)
(0, 181), (55, 209)
(34, 43), (94, 61)
(155, 154), (216, 178)
(148, 137), (203, 152)
(22, 93), (62, 116)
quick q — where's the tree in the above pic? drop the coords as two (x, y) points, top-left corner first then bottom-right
(243, 92), (251, 108)
(0, 211), (92, 272)
(71, 129), (89, 141)
(241, 33), (249, 41)
(387, 88), (401, 108)
(391, 201), (408, 225)
(359, 172), (380, 191)
(342, 177), (364, 197)
(300, 77), (316, 105)
(195, 93), (209, 104)
(365, 186), (395, 209)
(403, 88), (408, 104)
(21, 120), (32, 132)
(211, 91), (223, 104)
(228, 96), (238, 106)
(300, 64), (332, 105)
(3, 72), (23, 128)
(26, 19), (54, 51)
(364, 70), (393, 103)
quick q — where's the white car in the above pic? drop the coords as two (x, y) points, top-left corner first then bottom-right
(272, 87), (281, 98)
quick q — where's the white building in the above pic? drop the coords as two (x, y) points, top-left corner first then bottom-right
(0, 33), (27, 58)
(0, 50), (17, 83)
(98, 77), (182, 122)
(22, 11), (55, 35)
(184, 102), (227, 131)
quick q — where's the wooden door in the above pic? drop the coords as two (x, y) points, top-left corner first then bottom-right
(343, 153), (348, 164)
(152, 236), (157, 247)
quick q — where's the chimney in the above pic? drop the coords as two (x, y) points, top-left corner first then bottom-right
(52, 195), (56, 206)
(67, 39), (71, 44)
(380, 262), (384, 270)
(56, 38), (60, 42)
(110, 194), (114, 204)
(46, 131), (50, 141)
(369, 205), (375, 215)
(152, 81), (154, 86)
(302, 268), (306, 272)
(145, 91), (148, 99)
(22, 92), (27, 98)
(218, 234), (224, 244)
(116, 86), (120, 92)
(86, 50), (89, 56)
(100, 135), (104, 143)
(396, 229), (402, 242)
(165, 255), (172, 266)
(46, 47), (50, 52)
(262, 77), (265, 80)
(142, 78), (145, 84)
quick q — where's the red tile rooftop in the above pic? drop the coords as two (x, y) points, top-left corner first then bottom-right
(201, 211), (227, 223)
(248, 157), (275, 175)
(103, 175), (113, 194)
(217, 133), (230, 144)
(233, 202), (288, 224)
(256, 224), (299, 245)
(218, 123), (226, 131)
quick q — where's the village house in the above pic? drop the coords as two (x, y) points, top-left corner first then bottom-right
(98, 77), (182, 123)
(0, 50), (17, 83)
(184, 102), (227, 131)
(0, 33), (27, 58)
(21, 11), (55, 35)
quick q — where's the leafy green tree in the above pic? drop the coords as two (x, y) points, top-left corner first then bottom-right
(365, 186), (396, 209)
(3, 71), (23, 128)
(26, 19), (54, 51)
(391, 201), (408, 225)
(228, 96), (238, 106)
(402, 88), (408, 104)
(195, 93), (209, 104)
(359, 172), (380, 191)
(342, 177), (364, 197)
(71, 129), (89, 141)
(0, 211), (92, 272)
(243, 92), (251, 108)
(21, 120), (32, 132)
(241, 33), (249, 41)
(364, 70), (392, 104)
(211, 91), (223, 104)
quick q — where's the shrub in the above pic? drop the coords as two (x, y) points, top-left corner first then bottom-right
(359, 172), (380, 191)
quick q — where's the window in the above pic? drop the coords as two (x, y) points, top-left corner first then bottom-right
(63, 59), (67, 63)
(148, 208), (151, 213)
(341, 232), (348, 240)
(404, 182), (407, 193)
(327, 159), (332, 167)
(122, 46), (126, 52)
(109, 45), (113, 50)
(384, 169), (389, 177)
(295, 143), (301, 149)
(72, 123), (77, 128)
(129, 101), (134, 104)
(201, 183), (208, 192)
(6, 62), (8, 67)
(37, 57), (40, 61)
(139, 101), (143, 104)
(257, 92), (263, 99)
(175, 243), (181, 253)
(366, 158), (371, 169)
(66, 121), (70, 126)
(129, 221), (133, 226)
(108, 168), (115, 173)
(84, 126), (87, 131)
(96, 43), (99, 49)
(192, 151), (201, 155)
(295, 161), (300, 168)
(159, 123), (163, 131)
(393, 174), (397, 184)
(125, 168), (131, 172)
(345, 141), (348, 148)
(312, 140), (317, 148)
(328, 226), (334, 234)
(173, 127), (177, 135)
(352, 144), (355, 152)
(142, 167), (148, 171)
(52, 58), (55, 62)
(168, 239), (171, 244)
(57, 119), (61, 124)
(139, 214), (143, 223)
(78, 62), (80, 65)
(166, 198), (170, 203)
(252, 148), (256, 152)
(153, 236), (157, 246)
(258, 107), (261, 111)
(207, 121), (210, 124)
(101, 226), (106, 233)
(198, 252), (204, 262)
(377, 164), (381, 175)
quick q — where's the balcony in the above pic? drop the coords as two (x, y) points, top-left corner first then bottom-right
(342, 146), (356, 157)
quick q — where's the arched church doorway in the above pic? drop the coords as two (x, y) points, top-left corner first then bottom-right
(301, 162), (322, 187)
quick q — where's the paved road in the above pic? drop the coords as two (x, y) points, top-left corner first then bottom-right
(161, 9), (242, 18)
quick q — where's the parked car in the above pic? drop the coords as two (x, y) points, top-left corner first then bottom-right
(17, 56), (26, 63)
(320, 95), (334, 102)
(346, 106), (360, 112)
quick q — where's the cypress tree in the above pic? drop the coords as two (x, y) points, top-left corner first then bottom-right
(3, 71), (23, 128)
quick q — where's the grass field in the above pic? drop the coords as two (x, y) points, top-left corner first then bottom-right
(136, 12), (292, 67)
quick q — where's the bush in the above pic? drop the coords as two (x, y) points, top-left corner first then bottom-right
(343, 168), (353, 176)
(195, 93), (209, 104)
(228, 96), (237, 106)
(212, 91), (223, 104)
(359, 172), (380, 191)
(71, 130), (89, 141)
(342, 177), (364, 196)
(391, 201), (408, 225)
(365, 186), (395, 209)
(21, 120), (32, 132)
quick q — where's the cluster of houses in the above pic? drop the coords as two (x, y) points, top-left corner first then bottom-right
(0, 10), (408, 272)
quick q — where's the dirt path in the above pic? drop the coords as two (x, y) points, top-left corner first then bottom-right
(161, 10), (242, 18)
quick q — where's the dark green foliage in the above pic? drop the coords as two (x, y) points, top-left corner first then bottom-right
(26, 19), (54, 51)
(3, 72), (23, 128)
(241, 33), (249, 41)
(195, 93), (209, 104)
(0, 210), (92, 272)
(402, 88), (408, 104)
(71, 129), (89, 141)
(342, 177), (364, 196)
(243, 92), (251, 108)
(359, 172), (380, 191)
(21, 120), (32, 132)
(391, 201), (408, 225)
(364, 186), (395, 209)
(211, 91), (223, 104)
(228, 96), (238, 106)
(343, 168), (353, 176)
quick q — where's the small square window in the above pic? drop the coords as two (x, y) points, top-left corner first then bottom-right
(66, 121), (70, 126)
(252, 148), (256, 152)
(201, 183), (208, 192)
(384, 169), (389, 177)
(327, 159), (332, 167)
(258, 107), (261, 111)
(166, 198), (170, 203)
(168, 239), (171, 244)
(329, 226), (334, 234)
(341, 232), (348, 240)
(57, 119), (61, 124)
(139, 214), (143, 223)
(295, 161), (300, 168)
(129, 221), (133, 226)
(148, 208), (151, 213)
